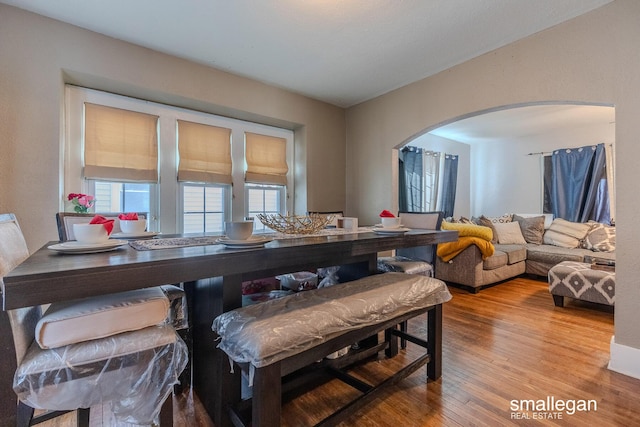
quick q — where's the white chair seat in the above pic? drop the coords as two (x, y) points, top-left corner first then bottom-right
(36, 287), (169, 349)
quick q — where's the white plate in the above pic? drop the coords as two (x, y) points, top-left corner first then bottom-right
(373, 227), (411, 235)
(111, 231), (160, 240)
(374, 223), (404, 228)
(48, 239), (128, 254)
(216, 236), (273, 248)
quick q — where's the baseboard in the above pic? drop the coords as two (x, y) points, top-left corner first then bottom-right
(608, 335), (640, 380)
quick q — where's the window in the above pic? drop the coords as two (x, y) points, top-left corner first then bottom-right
(246, 184), (285, 232)
(399, 147), (458, 216)
(65, 86), (294, 234)
(542, 144), (613, 224)
(92, 182), (152, 214)
(182, 184), (225, 233)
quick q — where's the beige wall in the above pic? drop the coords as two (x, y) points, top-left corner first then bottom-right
(346, 0), (640, 357)
(0, 4), (346, 253)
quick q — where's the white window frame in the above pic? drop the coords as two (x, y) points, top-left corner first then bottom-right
(65, 85), (294, 234)
(178, 182), (231, 234)
(244, 184), (286, 217)
(245, 184), (286, 233)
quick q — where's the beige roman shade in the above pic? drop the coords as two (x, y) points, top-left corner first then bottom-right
(177, 120), (232, 184)
(84, 103), (159, 182)
(245, 132), (289, 185)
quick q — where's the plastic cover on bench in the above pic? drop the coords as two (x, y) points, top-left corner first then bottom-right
(212, 272), (451, 368)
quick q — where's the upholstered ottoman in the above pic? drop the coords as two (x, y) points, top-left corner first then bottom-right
(548, 261), (615, 307)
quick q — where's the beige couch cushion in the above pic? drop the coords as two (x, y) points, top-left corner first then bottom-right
(526, 244), (586, 264)
(542, 218), (593, 249)
(493, 222), (527, 245)
(483, 251), (507, 270)
(494, 244), (527, 264)
(36, 287), (169, 349)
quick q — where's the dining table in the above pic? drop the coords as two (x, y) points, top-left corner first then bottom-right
(1, 226), (457, 426)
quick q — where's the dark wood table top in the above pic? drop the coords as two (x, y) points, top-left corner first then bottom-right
(3, 229), (457, 310)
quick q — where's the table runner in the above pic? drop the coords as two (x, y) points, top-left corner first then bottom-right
(129, 227), (374, 250)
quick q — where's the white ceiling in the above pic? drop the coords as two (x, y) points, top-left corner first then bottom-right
(1, 0), (611, 108)
(429, 104), (615, 145)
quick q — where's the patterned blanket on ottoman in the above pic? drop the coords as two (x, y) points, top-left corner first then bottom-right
(548, 261), (615, 307)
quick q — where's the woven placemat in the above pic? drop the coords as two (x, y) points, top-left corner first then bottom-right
(129, 236), (222, 250)
(129, 227), (374, 250)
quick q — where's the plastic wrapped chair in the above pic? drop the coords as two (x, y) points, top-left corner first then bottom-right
(1, 213), (188, 426)
(56, 212), (192, 389)
(377, 211), (444, 347)
(377, 211), (444, 276)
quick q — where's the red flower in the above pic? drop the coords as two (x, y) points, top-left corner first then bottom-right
(67, 193), (96, 213)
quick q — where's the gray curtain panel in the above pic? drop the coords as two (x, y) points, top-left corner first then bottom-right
(399, 147), (423, 212)
(551, 143), (608, 223)
(440, 154), (458, 218)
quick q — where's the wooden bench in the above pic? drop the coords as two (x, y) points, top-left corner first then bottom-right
(212, 272), (452, 427)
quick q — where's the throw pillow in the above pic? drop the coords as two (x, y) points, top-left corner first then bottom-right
(441, 221), (493, 242)
(478, 216), (498, 243)
(512, 214), (545, 245)
(493, 221), (527, 245)
(487, 214), (513, 224)
(542, 218), (593, 249)
(584, 222), (616, 252)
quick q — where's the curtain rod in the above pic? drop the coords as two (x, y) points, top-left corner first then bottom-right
(527, 143), (613, 156)
(527, 151), (551, 156)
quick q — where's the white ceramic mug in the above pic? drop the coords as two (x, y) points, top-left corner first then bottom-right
(120, 219), (147, 234)
(225, 221), (254, 240)
(381, 217), (401, 228)
(73, 223), (109, 243)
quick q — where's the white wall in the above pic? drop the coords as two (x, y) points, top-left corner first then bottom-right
(471, 117), (615, 216)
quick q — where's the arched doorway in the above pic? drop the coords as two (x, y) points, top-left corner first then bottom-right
(395, 102), (615, 220)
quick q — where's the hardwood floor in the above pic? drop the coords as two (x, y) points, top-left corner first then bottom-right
(40, 276), (640, 426)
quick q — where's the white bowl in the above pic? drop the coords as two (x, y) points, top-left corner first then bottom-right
(120, 219), (147, 234)
(225, 221), (254, 240)
(381, 217), (401, 228)
(73, 223), (109, 244)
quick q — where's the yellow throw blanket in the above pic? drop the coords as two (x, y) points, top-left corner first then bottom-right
(441, 221), (493, 241)
(437, 236), (495, 262)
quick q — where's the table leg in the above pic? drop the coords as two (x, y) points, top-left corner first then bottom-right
(427, 304), (443, 380)
(0, 310), (18, 424)
(191, 275), (242, 427)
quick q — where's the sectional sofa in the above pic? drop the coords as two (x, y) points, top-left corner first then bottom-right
(434, 215), (616, 292)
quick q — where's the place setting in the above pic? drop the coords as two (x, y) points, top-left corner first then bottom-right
(217, 220), (272, 249)
(373, 210), (411, 235)
(110, 212), (160, 239)
(48, 216), (128, 254)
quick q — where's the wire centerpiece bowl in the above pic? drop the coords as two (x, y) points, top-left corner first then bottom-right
(257, 213), (334, 235)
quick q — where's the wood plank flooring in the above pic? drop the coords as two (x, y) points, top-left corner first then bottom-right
(39, 276), (640, 426)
